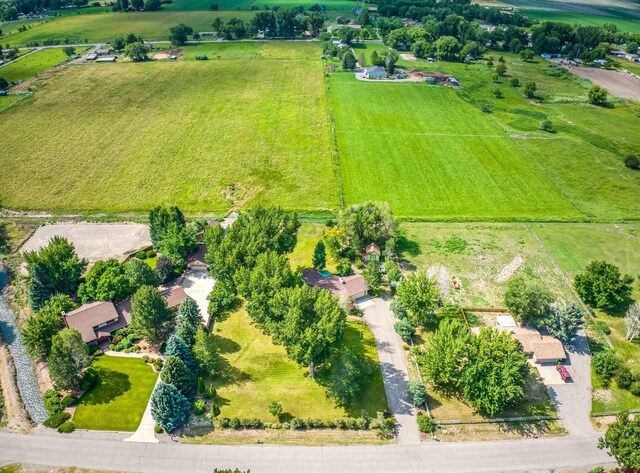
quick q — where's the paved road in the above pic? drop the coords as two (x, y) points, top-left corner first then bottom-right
(0, 430), (614, 472)
(360, 298), (420, 445)
(547, 329), (597, 437)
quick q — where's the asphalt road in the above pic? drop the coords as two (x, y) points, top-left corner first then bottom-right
(0, 430), (614, 473)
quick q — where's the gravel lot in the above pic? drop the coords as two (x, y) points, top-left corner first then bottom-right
(21, 223), (150, 261)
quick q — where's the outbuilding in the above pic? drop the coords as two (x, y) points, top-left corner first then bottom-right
(364, 66), (388, 79)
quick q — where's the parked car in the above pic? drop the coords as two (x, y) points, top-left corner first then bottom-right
(556, 365), (572, 382)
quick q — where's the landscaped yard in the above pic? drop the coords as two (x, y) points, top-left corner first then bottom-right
(0, 47), (337, 213)
(72, 355), (158, 431)
(210, 307), (387, 421)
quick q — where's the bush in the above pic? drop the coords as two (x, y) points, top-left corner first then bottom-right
(193, 399), (207, 415)
(197, 377), (205, 394)
(417, 414), (435, 433)
(290, 417), (305, 430)
(136, 251), (147, 259)
(510, 77), (520, 87)
(625, 155), (639, 170)
(61, 395), (77, 408)
(492, 88), (503, 98)
(481, 104), (491, 113)
(154, 424), (163, 433)
(394, 318), (414, 342)
(121, 338), (133, 349)
(43, 390), (63, 415)
(219, 417), (230, 428)
(44, 411), (71, 428)
(204, 384), (217, 399)
(539, 120), (553, 132)
(407, 380), (427, 406)
(57, 421), (75, 433)
(195, 55), (209, 60)
(616, 366), (634, 390)
(146, 250), (157, 258)
(594, 320), (611, 335)
(229, 417), (242, 429)
(592, 350), (619, 385)
(630, 381), (640, 396)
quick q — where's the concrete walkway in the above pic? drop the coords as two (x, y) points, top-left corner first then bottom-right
(359, 297), (420, 445)
(124, 376), (161, 444)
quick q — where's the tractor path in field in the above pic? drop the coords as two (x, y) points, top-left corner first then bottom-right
(359, 297), (420, 445)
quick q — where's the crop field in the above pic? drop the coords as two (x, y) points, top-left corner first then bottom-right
(0, 48), (75, 84)
(163, 0), (363, 11)
(331, 75), (580, 220)
(519, 8), (640, 34)
(0, 45), (337, 213)
(1, 11), (254, 47)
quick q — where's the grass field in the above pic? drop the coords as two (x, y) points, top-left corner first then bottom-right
(210, 307), (387, 420)
(520, 8), (640, 34)
(289, 222), (337, 273)
(0, 95), (22, 110)
(72, 355), (158, 431)
(0, 46), (337, 213)
(0, 48), (73, 83)
(1, 11), (254, 47)
(331, 75), (581, 220)
(162, 0), (363, 10)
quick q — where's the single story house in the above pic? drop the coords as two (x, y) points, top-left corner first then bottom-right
(85, 52), (98, 61)
(96, 48), (113, 56)
(364, 66), (388, 79)
(64, 285), (188, 345)
(364, 242), (381, 262)
(302, 268), (369, 301)
(507, 326), (566, 364)
(187, 243), (208, 270)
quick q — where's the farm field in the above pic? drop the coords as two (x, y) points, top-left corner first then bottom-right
(0, 95), (23, 110)
(519, 8), (640, 34)
(0, 48), (76, 84)
(1, 11), (254, 47)
(72, 355), (158, 431)
(0, 46), (338, 213)
(330, 74), (581, 220)
(210, 307), (387, 421)
(162, 0), (363, 10)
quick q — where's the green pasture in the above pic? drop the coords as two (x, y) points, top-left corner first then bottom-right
(0, 53), (336, 213)
(179, 42), (261, 60)
(330, 74), (580, 220)
(0, 95), (22, 110)
(210, 307), (387, 420)
(520, 8), (640, 34)
(1, 11), (254, 47)
(72, 355), (158, 431)
(163, 0), (362, 10)
(0, 48), (76, 83)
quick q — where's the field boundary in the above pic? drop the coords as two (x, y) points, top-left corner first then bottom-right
(592, 409), (640, 417)
(0, 92), (33, 114)
(323, 63), (345, 209)
(437, 415), (558, 425)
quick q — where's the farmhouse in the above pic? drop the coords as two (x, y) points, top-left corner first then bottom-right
(302, 268), (369, 301)
(95, 48), (112, 56)
(364, 66), (388, 79)
(63, 285), (188, 344)
(508, 326), (566, 364)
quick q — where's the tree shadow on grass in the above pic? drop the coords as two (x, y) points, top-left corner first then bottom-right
(79, 368), (131, 406)
(211, 335), (251, 389)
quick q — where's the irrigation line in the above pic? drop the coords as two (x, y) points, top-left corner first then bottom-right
(528, 227), (614, 350)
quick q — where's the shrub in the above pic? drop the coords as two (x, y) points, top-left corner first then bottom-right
(539, 120), (553, 132)
(204, 384), (217, 399)
(61, 395), (77, 408)
(616, 366), (634, 390)
(355, 417), (368, 429)
(208, 404), (220, 419)
(592, 350), (619, 385)
(57, 421), (75, 433)
(417, 414), (435, 433)
(154, 424), (163, 433)
(481, 104), (491, 113)
(198, 377), (205, 394)
(146, 250), (157, 258)
(407, 380), (427, 406)
(121, 338), (133, 349)
(492, 88), (503, 98)
(219, 417), (230, 428)
(136, 251), (147, 259)
(290, 417), (305, 430)
(625, 155), (639, 170)
(630, 381), (640, 396)
(510, 77), (520, 87)
(594, 320), (611, 335)
(229, 417), (242, 429)
(43, 390), (62, 415)
(44, 411), (71, 428)
(250, 418), (262, 429)
(127, 333), (139, 342)
(336, 418), (347, 429)
(394, 318), (415, 342)
(193, 399), (207, 415)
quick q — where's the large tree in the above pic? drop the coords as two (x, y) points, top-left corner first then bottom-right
(78, 259), (132, 303)
(312, 240), (326, 271)
(269, 285), (346, 377)
(124, 258), (159, 289)
(544, 302), (584, 343)
(124, 42), (148, 61)
(395, 272), (440, 325)
(338, 202), (397, 253)
(169, 23), (193, 46)
(176, 297), (202, 348)
(160, 356), (195, 398)
(23, 294), (78, 360)
(504, 276), (554, 324)
(326, 348), (372, 406)
(48, 328), (90, 391)
(24, 236), (87, 311)
(148, 206), (196, 267)
(598, 412), (640, 468)
(192, 328), (217, 376)
(130, 285), (175, 346)
(150, 382), (191, 432)
(574, 261), (633, 310)
(164, 333), (197, 372)
(419, 318), (470, 392)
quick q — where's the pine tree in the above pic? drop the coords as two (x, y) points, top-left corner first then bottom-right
(165, 334), (197, 372)
(150, 382), (191, 433)
(312, 241), (326, 271)
(176, 297), (202, 348)
(161, 356), (195, 399)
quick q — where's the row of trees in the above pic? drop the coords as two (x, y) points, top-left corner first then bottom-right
(148, 205), (197, 270)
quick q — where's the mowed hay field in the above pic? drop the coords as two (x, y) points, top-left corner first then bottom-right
(331, 75), (580, 220)
(0, 45), (337, 213)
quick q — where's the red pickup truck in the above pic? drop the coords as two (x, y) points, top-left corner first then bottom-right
(556, 365), (572, 382)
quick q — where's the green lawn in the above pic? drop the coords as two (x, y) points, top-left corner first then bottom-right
(331, 74), (580, 220)
(210, 307), (387, 420)
(0, 48), (75, 84)
(0, 49), (337, 213)
(73, 355), (158, 431)
(1, 11), (254, 47)
(288, 222), (338, 273)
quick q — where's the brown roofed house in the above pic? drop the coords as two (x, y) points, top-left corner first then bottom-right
(301, 268), (369, 301)
(509, 326), (566, 364)
(64, 285), (188, 345)
(364, 242), (381, 262)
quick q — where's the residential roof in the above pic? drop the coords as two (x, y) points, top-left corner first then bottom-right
(533, 336), (566, 361)
(301, 268), (369, 299)
(365, 242), (381, 256)
(187, 243), (208, 269)
(509, 326), (543, 353)
(64, 301), (121, 343)
(366, 66), (386, 74)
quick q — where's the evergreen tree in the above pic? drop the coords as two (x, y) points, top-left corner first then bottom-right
(176, 297), (202, 348)
(165, 334), (197, 372)
(312, 240), (326, 271)
(160, 356), (195, 398)
(150, 382), (191, 432)
(193, 328), (217, 376)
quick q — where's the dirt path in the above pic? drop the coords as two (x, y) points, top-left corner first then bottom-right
(0, 343), (31, 431)
(560, 63), (640, 100)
